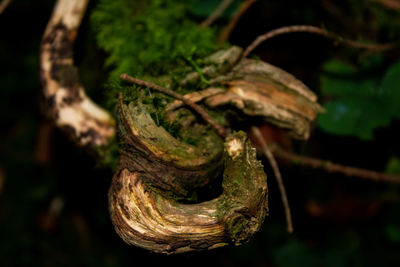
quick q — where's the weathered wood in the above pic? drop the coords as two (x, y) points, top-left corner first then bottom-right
(40, 0), (115, 147)
(40, 1), (323, 254)
(170, 47), (322, 139)
(118, 99), (224, 197)
(171, 46), (323, 139)
(109, 131), (268, 254)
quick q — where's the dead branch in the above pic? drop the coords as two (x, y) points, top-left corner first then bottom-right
(242, 25), (396, 59)
(251, 126), (293, 233)
(120, 73), (228, 138)
(272, 146), (400, 184)
(200, 0), (234, 27)
(40, 0), (115, 147)
(0, 0), (11, 15)
(219, 0), (257, 44)
(372, 0), (400, 12)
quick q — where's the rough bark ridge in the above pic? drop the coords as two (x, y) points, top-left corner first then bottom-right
(117, 100), (224, 197)
(172, 46), (323, 140)
(109, 131), (268, 254)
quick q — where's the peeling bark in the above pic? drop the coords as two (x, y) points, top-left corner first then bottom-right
(118, 100), (224, 197)
(109, 131), (268, 254)
(170, 47), (323, 139)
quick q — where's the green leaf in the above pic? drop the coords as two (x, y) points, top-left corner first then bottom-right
(318, 98), (391, 140)
(318, 59), (400, 139)
(320, 75), (377, 97)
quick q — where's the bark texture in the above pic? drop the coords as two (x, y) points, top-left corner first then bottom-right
(40, 0), (115, 147)
(40, 1), (324, 254)
(109, 131), (268, 254)
(118, 100), (224, 197)
(170, 46), (323, 139)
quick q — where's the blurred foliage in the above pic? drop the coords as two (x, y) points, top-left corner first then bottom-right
(386, 157), (400, 174)
(349, 0), (400, 40)
(318, 59), (400, 140)
(189, 0), (241, 19)
(0, 0), (400, 267)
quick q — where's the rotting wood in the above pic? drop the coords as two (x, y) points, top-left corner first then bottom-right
(109, 131), (268, 254)
(170, 46), (323, 140)
(40, 0), (326, 254)
(117, 97), (224, 197)
(40, 0), (115, 147)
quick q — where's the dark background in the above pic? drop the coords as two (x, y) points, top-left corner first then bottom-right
(1, 0), (399, 266)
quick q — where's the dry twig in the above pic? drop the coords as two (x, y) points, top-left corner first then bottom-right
(218, 0), (257, 44)
(242, 25), (396, 59)
(272, 146), (400, 184)
(120, 74), (228, 138)
(372, 0), (400, 12)
(251, 126), (294, 233)
(200, 0), (234, 27)
(0, 0), (11, 15)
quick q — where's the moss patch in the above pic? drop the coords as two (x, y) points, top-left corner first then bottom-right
(90, 0), (227, 173)
(91, 0), (218, 79)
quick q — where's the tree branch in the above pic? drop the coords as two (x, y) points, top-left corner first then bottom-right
(200, 0), (234, 27)
(40, 0), (115, 148)
(242, 25), (396, 59)
(271, 146), (400, 184)
(0, 0), (11, 15)
(120, 74), (228, 138)
(251, 126), (293, 233)
(372, 0), (400, 12)
(218, 0), (257, 44)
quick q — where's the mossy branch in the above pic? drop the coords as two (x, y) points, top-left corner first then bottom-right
(110, 132), (268, 254)
(120, 73), (228, 138)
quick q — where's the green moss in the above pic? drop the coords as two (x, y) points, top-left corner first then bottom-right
(91, 0), (226, 172)
(91, 0), (218, 79)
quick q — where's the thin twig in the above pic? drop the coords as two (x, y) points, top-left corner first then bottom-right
(218, 0), (257, 44)
(0, 0), (11, 15)
(251, 126), (294, 234)
(320, 0), (354, 29)
(372, 0), (400, 12)
(200, 0), (234, 27)
(242, 25), (396, 59)
(120, 73), (228, 138)
(271, 146), (400, 184)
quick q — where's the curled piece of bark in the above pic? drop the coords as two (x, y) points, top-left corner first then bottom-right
(172, 46), (323, 139)
(118, 100), (224, 197)
(165, 87), (225, 112)
(208, 57), (323, 140)
(40, 0), (115, 147)
(206, 75), (323, 139)
(109, 131), (268, 254)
